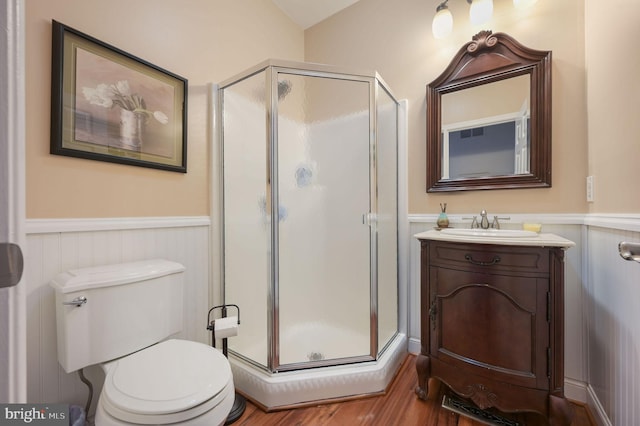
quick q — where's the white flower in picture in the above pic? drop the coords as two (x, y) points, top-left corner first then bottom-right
(82, 80), (168, 124)
(82, 83), (113, 108)
(153, 111), (169, 125)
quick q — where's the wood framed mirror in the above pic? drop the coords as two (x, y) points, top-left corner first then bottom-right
(426, 31), (552, 192)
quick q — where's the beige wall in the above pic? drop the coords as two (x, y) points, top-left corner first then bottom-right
(26, 0), (304, 218)
(26, 0), (639, 219)
(585, 0), (640, 213)
(306, 0), (589, 215)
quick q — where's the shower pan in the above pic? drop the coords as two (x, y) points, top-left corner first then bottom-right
(215, 60), (406, 409)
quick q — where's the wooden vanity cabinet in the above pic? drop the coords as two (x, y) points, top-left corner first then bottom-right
(415, 237), (573, 425)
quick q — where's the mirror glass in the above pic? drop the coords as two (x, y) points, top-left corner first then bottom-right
(441, 75), (530, 180)
(426, 31), (551, 192)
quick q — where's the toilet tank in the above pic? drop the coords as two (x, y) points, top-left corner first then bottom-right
(50, 259), (185, 373)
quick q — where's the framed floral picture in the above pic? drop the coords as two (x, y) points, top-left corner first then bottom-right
(50, 20), (187, 172)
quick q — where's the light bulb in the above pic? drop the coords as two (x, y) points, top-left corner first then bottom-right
(513, 0), (539, 9)
(469, 0), (493, 26)
(432, 5), (453, 39)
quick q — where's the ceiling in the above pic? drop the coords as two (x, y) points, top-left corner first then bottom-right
(272, 0), (361, 29)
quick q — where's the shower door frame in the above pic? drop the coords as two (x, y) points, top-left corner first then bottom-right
(219, 60), (400, 374)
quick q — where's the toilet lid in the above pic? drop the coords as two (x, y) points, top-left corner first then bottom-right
(102, 339), (232, 417)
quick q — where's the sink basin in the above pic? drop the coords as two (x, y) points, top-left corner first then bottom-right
(440, 228), (538, 238)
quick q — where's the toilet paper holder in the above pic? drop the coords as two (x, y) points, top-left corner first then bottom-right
(619, 241), (640, 263)
(207, 304), (240, 356)
(206, 304), (246, 423)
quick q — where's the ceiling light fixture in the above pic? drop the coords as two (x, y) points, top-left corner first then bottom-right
(431, 0), (499, 39)
(468, 0), (494, 26)
(432, 1), (454, 39)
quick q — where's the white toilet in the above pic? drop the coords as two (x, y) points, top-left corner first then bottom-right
(50, 259), (235, 425)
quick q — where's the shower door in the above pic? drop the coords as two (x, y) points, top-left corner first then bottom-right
(275, 71), (373, 369)
(221, 62), (398, 374)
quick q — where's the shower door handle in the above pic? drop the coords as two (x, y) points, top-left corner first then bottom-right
(362, 213), (377, 226)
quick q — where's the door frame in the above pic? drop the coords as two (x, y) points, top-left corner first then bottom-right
(0, 0), (27, 403)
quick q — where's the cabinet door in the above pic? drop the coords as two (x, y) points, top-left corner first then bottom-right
(429, 267), (549, 390)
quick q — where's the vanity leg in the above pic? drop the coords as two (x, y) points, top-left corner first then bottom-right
(549, 394), (574, 426)
(415, 353), (431, 400)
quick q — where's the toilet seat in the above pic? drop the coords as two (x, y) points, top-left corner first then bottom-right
(101, 339), (233, 424)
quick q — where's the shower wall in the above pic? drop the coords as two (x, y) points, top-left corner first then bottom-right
(376, 86), (399, 351)
(222, 74), (269, 368)
(220, 62), (398, 373)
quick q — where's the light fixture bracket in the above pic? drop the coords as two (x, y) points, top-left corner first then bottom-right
(433, 0), (501, 38)
(436, 0), (449, 12)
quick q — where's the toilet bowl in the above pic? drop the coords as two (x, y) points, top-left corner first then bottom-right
(95, 339), (235, 425)
(50, 260), (235, 426)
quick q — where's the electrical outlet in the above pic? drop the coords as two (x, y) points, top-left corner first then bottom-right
(586, 176), (594, 202)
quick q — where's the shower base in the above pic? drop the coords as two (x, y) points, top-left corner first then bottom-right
(229, 333), (407, 410)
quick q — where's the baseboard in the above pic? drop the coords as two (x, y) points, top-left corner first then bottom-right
(587, 384), (613, 426)
(564, 377), (587, 404)
(407, 337), (420, 355)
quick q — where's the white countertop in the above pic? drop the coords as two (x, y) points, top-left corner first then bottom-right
(414, 229), (575, 248)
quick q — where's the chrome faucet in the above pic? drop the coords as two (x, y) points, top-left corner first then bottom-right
(479, 210), (490, 229)
(467, 210), (510, 229)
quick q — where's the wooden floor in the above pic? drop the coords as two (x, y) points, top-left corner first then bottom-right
(233, 354), (595, 426)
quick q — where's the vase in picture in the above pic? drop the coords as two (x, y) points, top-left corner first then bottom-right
(119, 109), (145, 151)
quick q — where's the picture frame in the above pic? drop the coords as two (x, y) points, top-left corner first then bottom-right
(51, 20), (188, 173)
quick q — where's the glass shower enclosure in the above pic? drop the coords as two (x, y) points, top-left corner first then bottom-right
(219, 60), (398, 373)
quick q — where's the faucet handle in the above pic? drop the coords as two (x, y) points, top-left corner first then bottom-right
(462, 216), (480, 229)
(491, 216), (511, 229)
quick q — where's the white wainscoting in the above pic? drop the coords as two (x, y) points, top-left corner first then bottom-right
(21, 213), (640, 425)
(585, 222), (640, 426)
(24, 217), (211, 410)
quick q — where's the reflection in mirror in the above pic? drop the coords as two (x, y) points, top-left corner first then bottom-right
(441, 75), (530, 179)
(426, 31), (551, 192)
